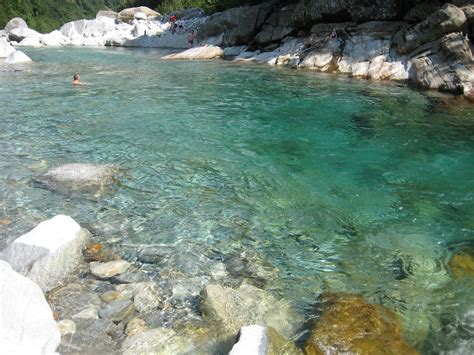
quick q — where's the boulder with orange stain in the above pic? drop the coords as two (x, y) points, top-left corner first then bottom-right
(304, 293), (418, 355)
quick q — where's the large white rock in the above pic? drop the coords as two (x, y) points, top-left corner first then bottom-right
(0, 37), (15, 58)
(0, 260), (60, 354)
(9, 27), (42, 42)
(5, 50), (32, 64)
(162, 45), (224, 60)
(0, 215), (90, 291)
(60, 19), (115, 39)
(133, 23), (148, 37)
(41, 30), (70, 46)
(4, 17), (28, 33)
(18, 36), (42, 47)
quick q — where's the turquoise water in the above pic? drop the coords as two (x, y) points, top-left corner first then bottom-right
(1, 47), (474, 352)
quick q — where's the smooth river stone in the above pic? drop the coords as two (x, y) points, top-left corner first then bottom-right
(98, 300), (135, 322)
(91, 260), (131, 278)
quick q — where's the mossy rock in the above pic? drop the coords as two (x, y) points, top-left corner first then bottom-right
(304, 292), (418, 355)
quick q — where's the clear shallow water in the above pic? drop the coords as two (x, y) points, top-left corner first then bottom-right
(1, 47), (474, 351)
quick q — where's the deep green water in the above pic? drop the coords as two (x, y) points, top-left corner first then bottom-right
(1, 47), (473, 352)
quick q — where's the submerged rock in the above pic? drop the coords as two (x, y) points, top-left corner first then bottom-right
(48, 283), (102, 319)
(304, 293), (417, 355)
(33, 163), (120, 195)
(449, 250), (474, 279)
(57, 319), (76, 336)
(125, 317), (148, 336)
(0, 215), (90, 291)
(121, 327), (209, 354)
(90, 259), (131, 278)
(58, 318), (120, 353)
(229, 325), (302, 355)
(202, 283), (303, 338)
(0, 260), (60, 354)
(98, 299), (135, 323)
(162, 45), (224, 60)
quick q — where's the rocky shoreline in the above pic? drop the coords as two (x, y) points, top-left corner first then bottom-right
(0, 2), (473, 100)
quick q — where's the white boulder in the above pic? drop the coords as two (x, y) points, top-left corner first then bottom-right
(0, 260), (60, 354)
(133, 23), (148, 37)
(9, 27), (42, 42)
(162, 45), (224, 60)
(18, 36), (42, 47)
(5, 50), (32, 64)
(4, 17), (28, 33)
(41, 30), (70, 46)
(0, 37), (15, 58)
(0, 215), (90, 291)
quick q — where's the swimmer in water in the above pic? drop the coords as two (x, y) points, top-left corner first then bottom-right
(72, 73), (81, 85)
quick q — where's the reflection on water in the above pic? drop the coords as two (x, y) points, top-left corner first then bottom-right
(1, 47), (474, 352)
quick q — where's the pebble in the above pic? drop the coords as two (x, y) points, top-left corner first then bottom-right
(90, 260), (131, 278)
(58, 319), (76, 336)
(125, 317), (148, 336)
(72, 307), (99, 319)
(100, 289), (132, 303)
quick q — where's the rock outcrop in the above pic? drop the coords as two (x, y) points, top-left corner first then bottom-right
(0, 215), (90, 291)
(0, 260), (60, 354)
(4, 17), (28, 33)
(198, 1), (473, 98)
(162, 45), (224, 60)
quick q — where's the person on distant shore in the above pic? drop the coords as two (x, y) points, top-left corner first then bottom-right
(170, 15), (177, 34)
(72, 73), (81, 85)
(188, 30), (197, 48)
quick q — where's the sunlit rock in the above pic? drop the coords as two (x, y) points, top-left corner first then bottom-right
(118, 7), (161, 22)
(304, 293), (417, 355)
(5, 50), (32, 64)
(57, 319), (76, 336)
(98, 300), (135, 323)
(41, 30), (70, 46)
(163, 45), (224, 60)
(4, 17), (28, 33)
(0, 215), (90, 291)
(230, 325), (302, 355)
(202, 283), (303, 338)
(0, 37), (15, 58)
(121, 328), (205, 354)
(0, 260), (60, 354)
(18, 36), (42, 47)
(126, 317), (148, 336)
(91, 259), (131, 278)
(8, 27), (42, 42)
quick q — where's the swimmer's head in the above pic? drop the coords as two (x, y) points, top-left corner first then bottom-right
(73, 73), (80, 80)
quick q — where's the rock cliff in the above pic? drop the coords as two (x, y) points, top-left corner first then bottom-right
(198, 0), (474, 99)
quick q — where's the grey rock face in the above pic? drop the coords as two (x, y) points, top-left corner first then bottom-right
(4, 17), (28, 33)
(198, 3), (273, 47)
(394, 3), (468, 54)
(33, 163), (120, 194)
(0, 215), (90, 292)
(0, 261), (60, 354)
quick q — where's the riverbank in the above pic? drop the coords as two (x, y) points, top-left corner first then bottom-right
(1, 2), (473, 100)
